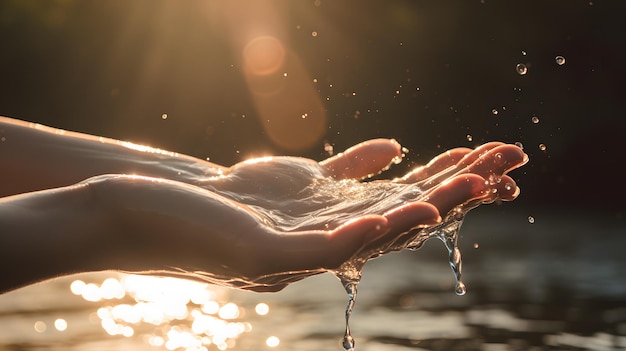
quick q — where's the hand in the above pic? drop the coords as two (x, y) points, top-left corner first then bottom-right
(0, 118), (527, 293)
(183, 140), (527, 291)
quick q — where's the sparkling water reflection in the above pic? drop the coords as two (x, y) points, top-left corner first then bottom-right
(0, 210), (624, 350)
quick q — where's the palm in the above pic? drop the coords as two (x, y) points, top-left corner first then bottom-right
(178, 140), (527, 291)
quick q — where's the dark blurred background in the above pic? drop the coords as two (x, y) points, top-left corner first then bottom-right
(1, 0), (625, 215)
(2, 2), (626, 350)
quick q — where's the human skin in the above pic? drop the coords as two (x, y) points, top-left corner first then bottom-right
(0, 116), (527, 293)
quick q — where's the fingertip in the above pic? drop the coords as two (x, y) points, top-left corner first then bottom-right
(496, 175), (521, 201)
(492, 144), (528, 172)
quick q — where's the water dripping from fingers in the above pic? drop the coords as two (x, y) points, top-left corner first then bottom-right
(333, 260), (364, 351)
(341, 282), (357, 351)
(430, 208), (467, 295)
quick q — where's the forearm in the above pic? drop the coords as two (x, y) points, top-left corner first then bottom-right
(0, 184), (110, 293)
(0, 174), (264, 293)
(0, 116), (226, 197)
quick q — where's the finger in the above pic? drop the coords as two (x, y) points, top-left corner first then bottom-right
(492, 175), (521, 201)
(320, 139), (402, 180)
(363, 202), (441, 252)
(313, 215), (391, 270)
(382, 202), (441, 234)
(455, 141), (506, 169)
(418, 142), (522, 190)
(256, 215), (390, 275)
(329, 215), (390, 248)
(396, 147), (472, 184)
(425, 174), (489, 215)
(464, 144), (528, 181)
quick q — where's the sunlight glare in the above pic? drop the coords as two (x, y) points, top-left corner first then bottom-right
(255, 303), (269, 315)
(266, 336), (280, 347)
(73, 274), (250, 349)
(54, 318), (67, 331)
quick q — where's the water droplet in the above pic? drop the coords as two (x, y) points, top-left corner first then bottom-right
(521, 50), (527, 56)
(531, 116), (539, 123)
(515, 141), (524, 149)
(311, 31), (318, 37)
(466, 134), (473, 142)
(324, 142), (334, 156)
(491, 108), (499, 115)
(555, 55), (566, 65)
(528, 216), (535, 224)
(516, 63), (528, 75)
(504, 183), (512, 191)
(161, 113), (168, 120)
(473, 242), (479, 249)
(539, 143), (547, 151)
(342, 335), (355, 350)
(455, 281), (467, 296)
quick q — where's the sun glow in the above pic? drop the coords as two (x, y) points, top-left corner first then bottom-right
(71, 274), (261, 350)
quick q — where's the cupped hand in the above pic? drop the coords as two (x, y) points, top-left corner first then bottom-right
(0, 117), (528, 294)
(142, 139), (527, 292)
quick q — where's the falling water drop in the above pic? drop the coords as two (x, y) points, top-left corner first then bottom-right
(531, 116), (540, 124)
(341, 283), (358, 351)
(528, 216), (535, 224)
(555, 55), (566, 65)
(539, 143), (547, 151)
(516, 63), (528, 75)
(455, 281), (467, 296)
